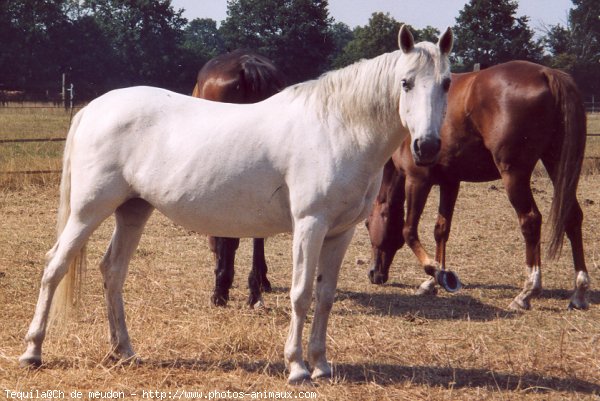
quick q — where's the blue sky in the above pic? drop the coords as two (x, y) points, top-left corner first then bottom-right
(170, 0), (573, 34)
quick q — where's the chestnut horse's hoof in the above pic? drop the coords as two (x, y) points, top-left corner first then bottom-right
(415, 278), (438, 296)
(368, 269), (388, 285)
(509, 298), (531, 311)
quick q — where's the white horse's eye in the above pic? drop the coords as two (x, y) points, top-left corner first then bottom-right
(401, 79), (412, 91)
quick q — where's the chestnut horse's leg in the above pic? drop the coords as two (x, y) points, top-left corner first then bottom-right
(402, 176), (436, 295)
(248, 238), (271, 307)
(209, 236), (240, 306)
(561, 201), (589, 309)
(434, 181), (461, 270)
(500, 168), (543, 310)
(542, 157), (590, 310)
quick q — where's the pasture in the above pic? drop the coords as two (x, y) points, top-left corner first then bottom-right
(0, 107), (599, 400)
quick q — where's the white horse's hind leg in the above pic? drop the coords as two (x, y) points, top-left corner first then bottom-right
(285, 216), (328, 384)
(19, 214), (109, 367)
(100, 199), (154, 361)
(308, 227), (354, 381)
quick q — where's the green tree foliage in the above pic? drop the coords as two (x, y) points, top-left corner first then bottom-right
(333, 12), (402, 68)
(0, 0), (69, 92)
(542, 0), (599, 97)
(570, 0), (600, 62)
(569, 0), (600, 97)
(333, 13), (440, 68)
(452, 0), (542, 71)
(0, 0), (193, 97)
(82, 0), (188, 89)
(179, 18), (224, 91)
(543, 24), (577, 70)
(327, 21), (353, 66)
(2, 0), (598, 101)
(220, 0), (334, 83)
(183, 18), (224, 63)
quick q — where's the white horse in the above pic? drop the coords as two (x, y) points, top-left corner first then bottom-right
(20, 26), (453, 384)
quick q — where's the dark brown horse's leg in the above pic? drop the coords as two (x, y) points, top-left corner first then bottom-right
(248, 238), (271, 307)
(500, 169), (543, 310)
(542, 157), (590, 309)
(209, 236), (240, 306)
(402, 177), (437, 295)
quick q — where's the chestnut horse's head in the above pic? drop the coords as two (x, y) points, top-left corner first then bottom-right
(366, 155), (407, 285)
(397, 25), (453, 166)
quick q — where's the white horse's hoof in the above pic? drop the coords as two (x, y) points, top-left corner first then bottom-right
(568, 298), (589, 311)
(287, 369), (312, 385)
(311, 365), (332, 381)
(509, 298), (530, 311)
(19, 354), (42, 369)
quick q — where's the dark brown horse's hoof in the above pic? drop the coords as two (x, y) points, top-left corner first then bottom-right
(261, 278), (272, 292)
(211, 293), (228, 307)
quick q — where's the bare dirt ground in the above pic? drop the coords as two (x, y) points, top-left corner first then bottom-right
(1, 173), (599, 400)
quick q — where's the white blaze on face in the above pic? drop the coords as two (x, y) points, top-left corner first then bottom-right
(397, 25), (453, 166)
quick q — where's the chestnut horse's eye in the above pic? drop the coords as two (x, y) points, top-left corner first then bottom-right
(442, 78), (451, 92)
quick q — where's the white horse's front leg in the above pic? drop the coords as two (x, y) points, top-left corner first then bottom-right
(285, 216), (328, 384)
(308, 227), (354, 381)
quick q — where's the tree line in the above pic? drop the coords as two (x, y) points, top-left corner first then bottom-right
(0, 0), (598, 102)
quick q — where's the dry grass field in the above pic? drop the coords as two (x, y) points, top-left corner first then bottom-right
(0, 109), (599, 400)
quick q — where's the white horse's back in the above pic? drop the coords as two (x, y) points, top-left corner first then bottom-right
(72, 86), (296, 237)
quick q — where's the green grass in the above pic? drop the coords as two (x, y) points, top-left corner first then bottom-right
(0, 104), (80, 186)
(0, 103), (79, 140)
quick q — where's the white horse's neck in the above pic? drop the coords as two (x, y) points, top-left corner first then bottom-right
(288, 51), (411, 167)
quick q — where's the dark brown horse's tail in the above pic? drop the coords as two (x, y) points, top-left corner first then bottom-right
(544, 68), (587, 259)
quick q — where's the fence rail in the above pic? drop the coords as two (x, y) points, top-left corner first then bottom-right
(1, 130), (599, 175)
(0, 137), (66, 144)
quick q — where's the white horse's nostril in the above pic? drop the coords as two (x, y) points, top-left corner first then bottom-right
(414, 137), (441, 161)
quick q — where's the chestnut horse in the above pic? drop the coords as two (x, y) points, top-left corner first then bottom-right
(192, 49), (286, 307)
(367, 60), (590, 311)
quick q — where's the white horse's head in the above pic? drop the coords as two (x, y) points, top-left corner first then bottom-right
(397, 25), (453, 166)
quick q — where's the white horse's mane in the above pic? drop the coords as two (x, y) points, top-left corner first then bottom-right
(287, 42), (446, 130)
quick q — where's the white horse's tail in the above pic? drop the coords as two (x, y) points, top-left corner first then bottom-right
(49, 109), (88, 324)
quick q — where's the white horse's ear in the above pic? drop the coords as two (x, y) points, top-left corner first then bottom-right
(438, 27), (453, 55)
(398, 25), (414, 53)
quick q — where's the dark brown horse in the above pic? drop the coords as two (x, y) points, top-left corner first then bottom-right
(366, 60), (590, 310)
(192, 49), (286, 307)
